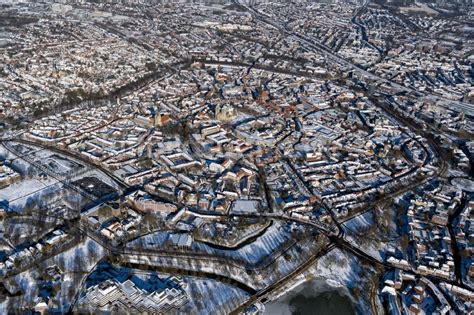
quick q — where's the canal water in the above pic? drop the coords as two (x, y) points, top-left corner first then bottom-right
(264, 279), (356, 315)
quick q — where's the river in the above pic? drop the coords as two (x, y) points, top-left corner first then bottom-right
(264, 279), (356, 315)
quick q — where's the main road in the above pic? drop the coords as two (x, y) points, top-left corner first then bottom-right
(233, 0), (474, 116)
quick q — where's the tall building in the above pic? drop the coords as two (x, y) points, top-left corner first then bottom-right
(215, 104), (236, 121)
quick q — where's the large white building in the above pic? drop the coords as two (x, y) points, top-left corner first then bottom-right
(77, 276), (189, 313)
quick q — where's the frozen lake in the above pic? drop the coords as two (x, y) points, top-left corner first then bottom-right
(264, 279), (355, 315)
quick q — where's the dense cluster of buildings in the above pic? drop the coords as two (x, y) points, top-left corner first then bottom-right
(258, 1), (473, 102)
(0, 0), (473, 313)
(382, 271), (473, 315)
(382, 179), (474, 314)
(1, 13), (154, 121)
(406, 182), (461, 280)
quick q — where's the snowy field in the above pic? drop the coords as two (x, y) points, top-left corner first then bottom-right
(0, 178), (50, 201)
(343, 210), (401, 261)
(183, 275), (250, 314)
(127, 221), (293, 265)
(0, 141), (120, 211)
(0, 177), (61, 211)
